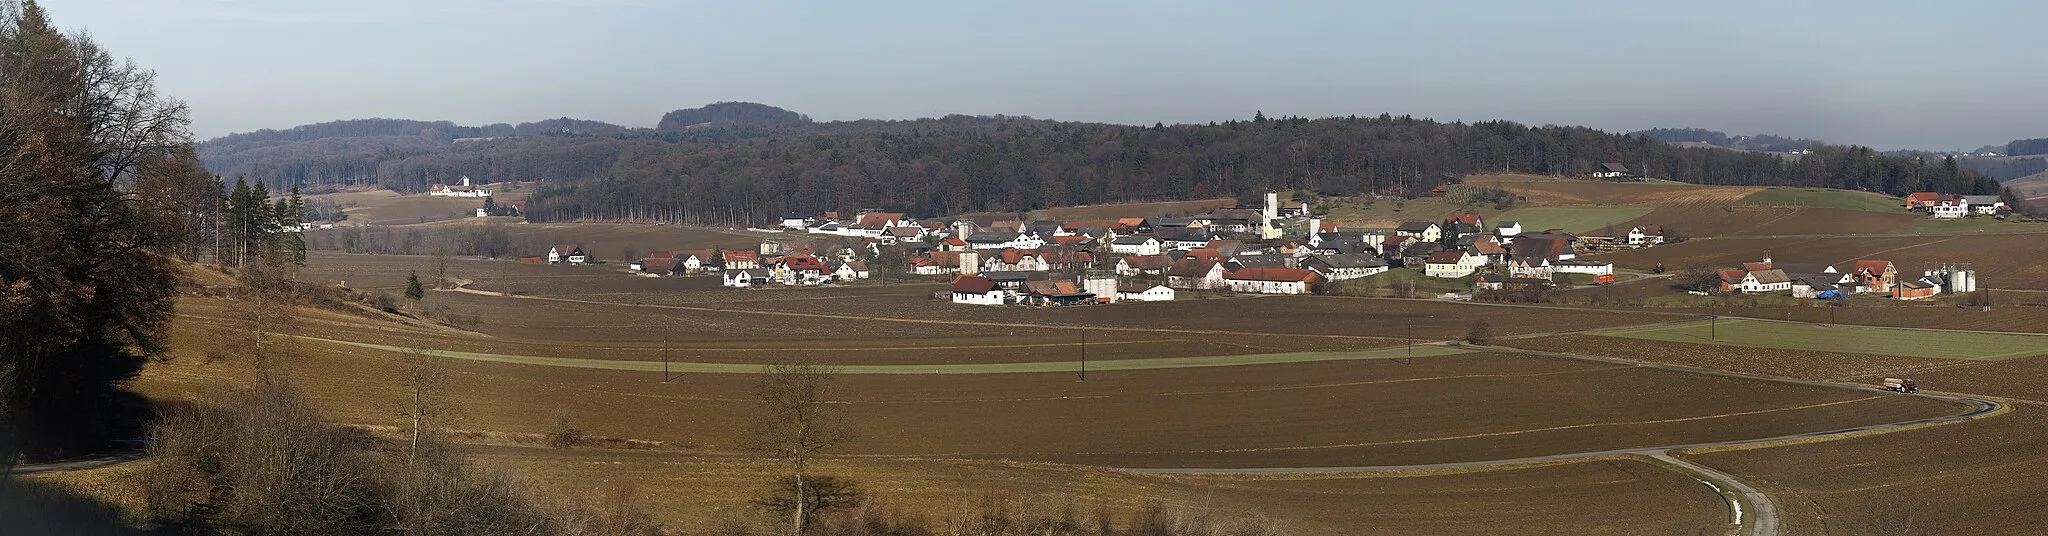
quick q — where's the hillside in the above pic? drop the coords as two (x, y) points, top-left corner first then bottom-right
(195, 117), (640, 189)
(654, 101), (809, 130)
(1630, 127), (1822, 153)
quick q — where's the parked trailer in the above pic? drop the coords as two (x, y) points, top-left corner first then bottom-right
(1880, 377), (1918, 393)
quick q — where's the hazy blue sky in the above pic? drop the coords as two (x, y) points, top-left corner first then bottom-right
(46, 0), (2048, 149)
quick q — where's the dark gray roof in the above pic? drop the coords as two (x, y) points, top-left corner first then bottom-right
(965, 231), (1021, 243)
(726, 268), (773, 278)
(1396, 221), (1437, 232)
(981, 270), (1047, 282)
(1402, 242), (1443, 256)
(1497, 221), (1520, 228)
(1152, 217), (1196, 227)
(1304, 254), (1387, 269)
(1153, 227), (1214, 242)
(1111, 236), (1158, 245)
(1229, 254), (1290, 268)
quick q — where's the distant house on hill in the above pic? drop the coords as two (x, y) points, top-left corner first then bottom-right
(1591, 163), (1638, 180)
(1225, 267), (1321, 295)
(547, 244), (586, 265)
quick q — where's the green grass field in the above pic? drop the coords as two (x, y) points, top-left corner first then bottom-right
(1591, 318), (2048, 360)
(304, 336), (1474, 374)
(1740, 187), (1902, 212)
(1494, 205), (1654, 234)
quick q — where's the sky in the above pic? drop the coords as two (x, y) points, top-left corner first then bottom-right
(43, 0), (2048, 150)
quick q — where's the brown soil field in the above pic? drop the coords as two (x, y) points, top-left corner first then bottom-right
(26, 448), (1728, 536)
(1592, 234), (2048, 290)
(1503, 335), (1950, 383)
(1688, 405), (2048, 535)
(144, 304), (1964, 469)
(306, 222), (766, 264)
(1908, 355), (2048, 404)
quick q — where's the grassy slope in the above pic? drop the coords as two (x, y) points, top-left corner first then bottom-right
(1739, 187), (1902, 212)
(1495, 206), (1654, 234)
(1590, 318), (2048, 360)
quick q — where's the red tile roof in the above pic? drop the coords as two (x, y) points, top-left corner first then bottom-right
(857, 212), (903, 229)
(783, 255), (826, 271)
(949, 275), (996, 293)
(1426, 251), (1467, 263)
(1446, 213), (1483, 226)
(1855, 260), (1893, 273)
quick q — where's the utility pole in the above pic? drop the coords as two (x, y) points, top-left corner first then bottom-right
(1078, 330), (1087, 381)
(1711, 313), (1718, 342)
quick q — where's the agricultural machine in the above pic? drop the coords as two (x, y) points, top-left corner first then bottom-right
(1879, 378), (1918, 393)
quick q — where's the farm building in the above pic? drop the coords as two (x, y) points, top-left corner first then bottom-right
(1109, 236), (1163, 255)
(1552, 259), (1614, 276)
(1739, 269), (1792, 293)
(1166, 258), (1227, 290)
(1225, 267), (1321, 295)
(1894, 279), (1939, 300)
(1591, 162), (1637, 179)
(1116, 282), (1175, 302)
(1626, 225), (1666, 246)
(1116, 255), (1174, 276)
(1300, 254), (1389, 281)
(1395, 221), (1441, 243)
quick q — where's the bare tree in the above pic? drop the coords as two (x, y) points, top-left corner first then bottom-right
(1465, 321), (1495, 345)
(394, 347), (454, 465)
(743, 361), (856, 534)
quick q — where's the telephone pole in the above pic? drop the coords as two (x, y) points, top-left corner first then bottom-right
(1078, 331), (1088, 381)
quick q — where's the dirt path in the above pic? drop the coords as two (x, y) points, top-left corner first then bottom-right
(298, 333), (1473, 374)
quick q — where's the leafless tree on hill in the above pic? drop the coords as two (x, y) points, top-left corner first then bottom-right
(743, 361), (857, 534)
(395, 347), (454, 465)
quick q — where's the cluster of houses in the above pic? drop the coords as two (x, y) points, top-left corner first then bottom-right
(1905, 192), (2009, 219)
(1711, 254), (1978, 301)
(527, 191), (1692, 307)
(427, 176), (492, 198)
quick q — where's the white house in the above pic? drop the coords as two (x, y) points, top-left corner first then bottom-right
(547, 244), (586, 265)
(1224, 267), (1321, 295)
(1739, 269), (1793, 293)
(1109, 236), (1163, 255)
(1626, 225), (1666, 246)
(1552, 259), (1614, 276)
(779, 214), (813, 230)
(1929, 198), (1968, 219)
(1116, 283), (1176, 302)
(948, 275), (1005, 306)
(965, 231), (1045, 250)
(1166, 259), (1228, 290)
(1495, 221), (1523, 242)
(1423, 250), (1484, 278)
(1964, 195), (2007, 215)
(722, 268), (772, 288)
(1508, 257), (1552, 279)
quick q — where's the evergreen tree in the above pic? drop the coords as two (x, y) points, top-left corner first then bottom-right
(404, 271), (425, 301)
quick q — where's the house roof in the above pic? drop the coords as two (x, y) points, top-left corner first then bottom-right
(1229, 253), (1290, 268)
(1153, 227), (1213, 242)
(966, 231), (1021, 243)
(1227, 267), (1321, 283)
(1112, 236), (1158, 245)
(1426, 251), (1467, 263)
(1905, 192), (1941, 203)
(1509, 237), (1567, 261)
(1473, 241), (1507, 255)
(1742, 261), (1774, 273)
(1402, 242), (1444, 256)
(1600, 162), (1630, 173)
(1050, 235), (1093, 246)
(1445, 213), (1483, 226)
(1963, 195), (2002, 204)
(726, 267), (773, 278)
(1121, 255), (1174, 269)
(1304, 254), (1387, 269)
(857, 212), (904, 230)
(1117, 281), (1168, 293)
(1749, 269), (1791, 284)
(551, 244), (581, 256)
(1167, 258), (1220, 278)
(1496, 221), (1520, 228)
(982, 270), (1047, 282)
(1719, 269), (1747, 284)
(949, 275), (997, 293)
(886, 226), (922, 237)
(1854, 260), (1893, 273)
(783, 255), (826, 271)
(720, 249), (756, 260)
(1396, 221), (1438, 232)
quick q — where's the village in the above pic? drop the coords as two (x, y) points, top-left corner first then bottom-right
(424, 169), (1999, 308)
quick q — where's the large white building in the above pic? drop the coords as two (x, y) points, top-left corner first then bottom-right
(429, 176), (491, 198)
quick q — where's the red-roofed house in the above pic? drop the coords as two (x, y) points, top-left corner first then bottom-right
(719, 249), (759, 270)
(1848, 260), (1897, 293)
(1905, 192), (1942, 210)
(949, 275), (1003, 305)
(1225, 267), (1322, 294)
(776, 255), (829, 285)
(1445, 213), (1484, 227)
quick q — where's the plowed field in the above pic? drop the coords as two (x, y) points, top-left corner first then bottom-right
(1592, 234), (2048, 290)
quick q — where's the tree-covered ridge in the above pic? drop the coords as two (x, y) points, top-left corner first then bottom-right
(2007, 138), (2048, 156)
(1630, 127), (1822, 153)
(195, 117), (636, 189)
(501, 114), (2004, 224)
(656, 101), (810, 131)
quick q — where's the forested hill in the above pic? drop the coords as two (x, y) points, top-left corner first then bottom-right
(203, 109), (2010, 224)
(195, 117), (635, 186)
(656, 101), (809, 130)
